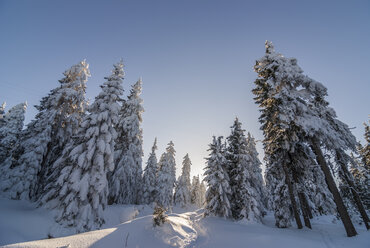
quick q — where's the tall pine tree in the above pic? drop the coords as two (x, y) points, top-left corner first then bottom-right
(174, 154), (192, 207)
(39, 61), (124, 232)
(157, 141), (176, 209)
(203, 136), (231, 218)
(109, 78), (144, 204)
(226, 118), (263, 222)
(142, 138), (159, 205)
(1, 61), (90, 200)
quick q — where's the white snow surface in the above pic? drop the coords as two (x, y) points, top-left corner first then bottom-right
(1, 197), (369, 248)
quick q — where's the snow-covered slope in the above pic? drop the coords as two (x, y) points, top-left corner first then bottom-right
(1, 198), (369, 248)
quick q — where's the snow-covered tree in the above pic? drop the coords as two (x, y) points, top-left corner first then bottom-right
(0, 102), (27, 183)
(191, 175), (205, 208)
(253, 41), (358, 235)
(199, 181), (206, 208)
(157, 141), (176, 209)
(109, 78), (144, 204)
(359, 121), (370, 167)
(349, 153), (369, 210)
(0, 102), (27, 162)
(264, 161), (292, 227)
(191, 175), (201, 206)
(142, 138), (159, 205)
(39, 61), (124, 232)
(252, 41), (306, 228)
(174, 154), (192, 207)
(1, 61), (90, 200)
(226, 118), (263, 222)
(203, 136), (231, 218)
(355, 122), (370, 210)
(245, 132), (267, 213)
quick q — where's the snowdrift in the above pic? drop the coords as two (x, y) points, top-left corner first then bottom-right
(1, 198), (369, 248)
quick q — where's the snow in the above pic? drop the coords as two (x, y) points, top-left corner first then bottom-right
(1, 197), (368, 248)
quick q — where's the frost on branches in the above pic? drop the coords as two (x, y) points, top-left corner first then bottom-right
(174, 154), (192, 207)
(109, 78), (144, 204)
(39, 61), (124, 232)
(142, 138), (159, 205)
(157, 141), (176, 209)
(1, 61), (90, 201)
(204, 136), (231, 218)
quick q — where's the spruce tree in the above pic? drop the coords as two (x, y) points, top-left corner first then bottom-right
(174, 154), (192, 207)
(191, 175), (201, 207)
(203, 136), (231, 218)
(253, 41), (358, 236)
(226, 118), (263, 222)
(0, 102), (27, 187)
(157, 141), (176, 209)
(1, 61), (90, 200)
(360, 121), (370, 167)
(142, 138), (159, 205)
(252, 42), (305, 228)
(245, 132), (267, 214)
(199, 181), (206, 208)
(39, 62), (124, 232)
(109, 79), (144, 204)
(0, 102), (27, 163)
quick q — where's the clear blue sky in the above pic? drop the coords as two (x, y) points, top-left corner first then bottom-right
(0, 0), (369, 178)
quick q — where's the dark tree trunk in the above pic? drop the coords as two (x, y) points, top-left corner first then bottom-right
(310, 138), (357, 237)
(298, 192), (312, 229)
(289, 157), (312, 229)
(282, 163), (303, 229)
(336, 150), (370, 230)
(302, 192), (313, 219)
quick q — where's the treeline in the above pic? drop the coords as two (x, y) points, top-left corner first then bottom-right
(0, 61), (205, 233)
(202, 42), (369, 237)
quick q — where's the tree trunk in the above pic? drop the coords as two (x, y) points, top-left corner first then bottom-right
(302, 192), (313, 219)
(310, 138), (357, 237)
(289, 158), (312, 229)
(282, 163), (303, 229)
(298, 192), (312, 228)
(336, 150), (370, 230)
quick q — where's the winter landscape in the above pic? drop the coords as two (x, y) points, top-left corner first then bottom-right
(0, 1), (369, 248)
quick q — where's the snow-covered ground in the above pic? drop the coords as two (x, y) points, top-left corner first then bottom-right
(0, 197), (369, 248)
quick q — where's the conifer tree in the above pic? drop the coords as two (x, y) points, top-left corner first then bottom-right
(109, 79), (144, 204)
(39, 62), (124, 232)
(203, 136), (231, 218)
(1, 61), (90, 200)
(253, 41), (305, 229)
(142, 138), (159, 205)
(245, 132), (267, 213)
(157, 141), (176, 209)
(226, 118), (263, 221)
(253, 41), (358, 236)
(191, 175), (201, 207)
(349, 153), (369, 210)
(174, 154), (192, 207)
(347, 122), (370, 211)
(360, 121), (370, 167)
(0, 102), (27, 176)
(199, 181), (206, 208)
